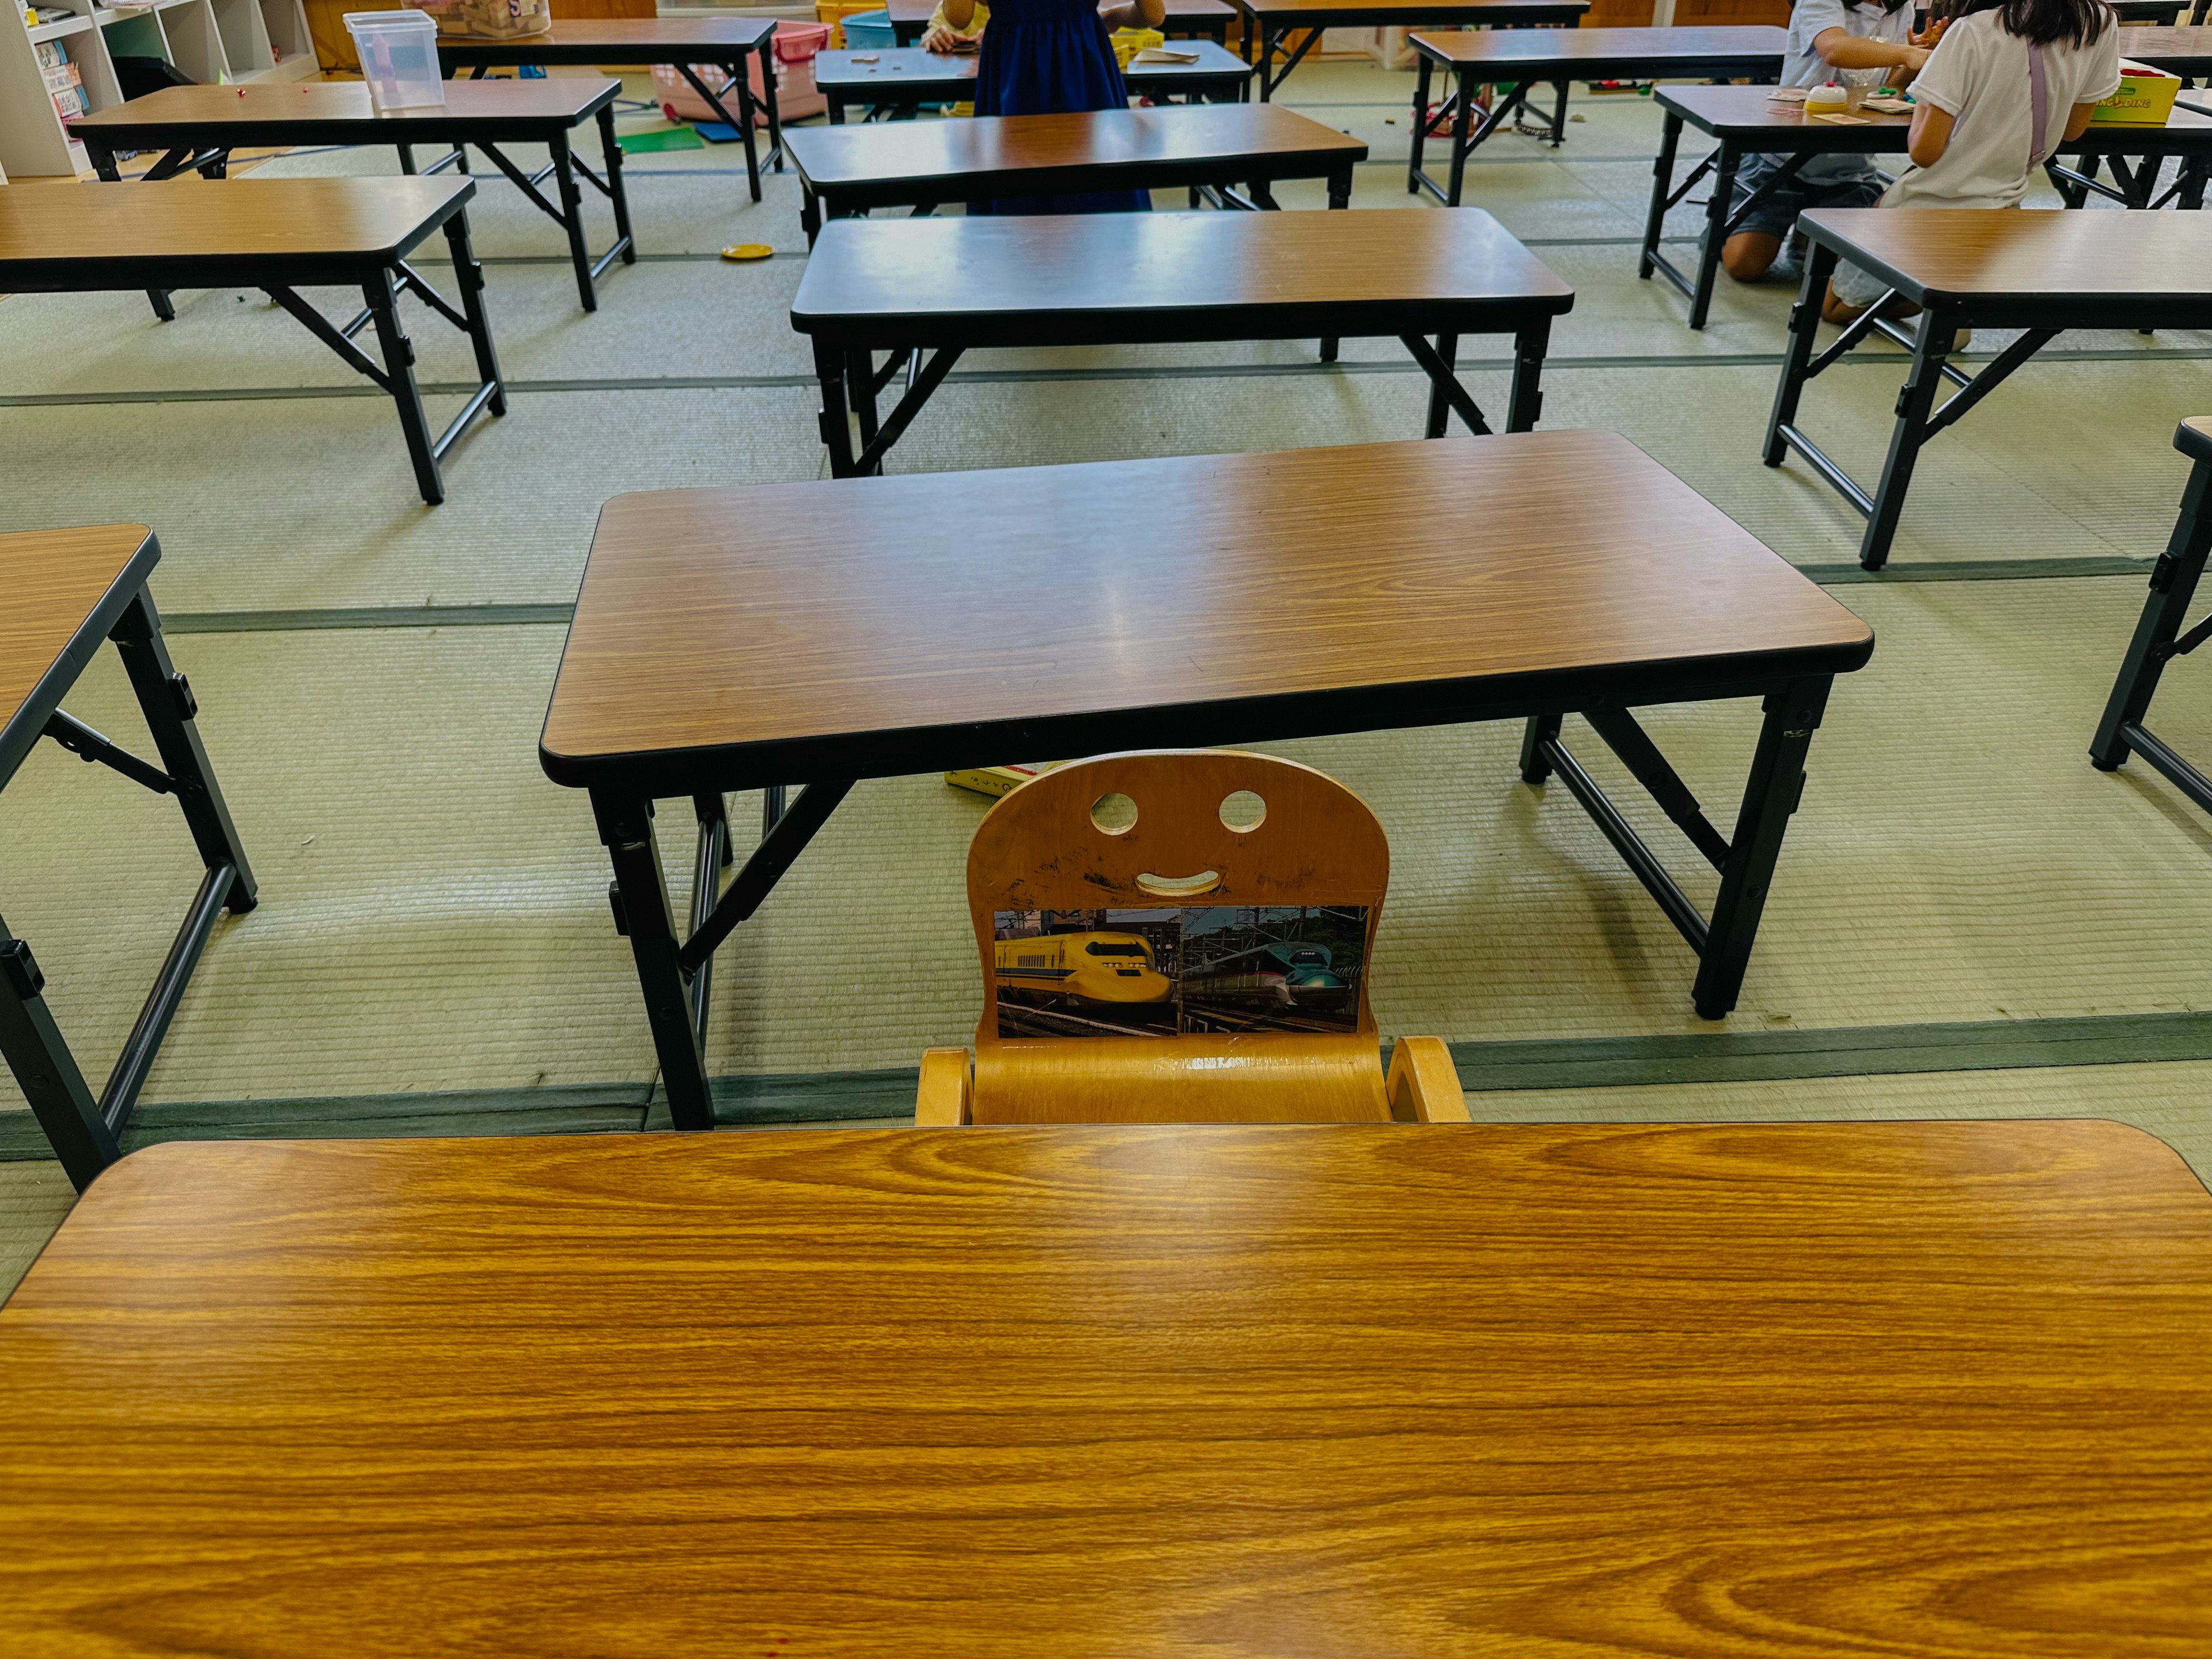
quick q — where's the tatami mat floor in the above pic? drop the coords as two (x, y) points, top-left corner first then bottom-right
(2, 62), (2207, 1271)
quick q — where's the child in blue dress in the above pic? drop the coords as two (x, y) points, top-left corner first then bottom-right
(931, 0), (1168, 212)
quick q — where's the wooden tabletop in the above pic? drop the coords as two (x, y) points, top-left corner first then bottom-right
(540, 430), (1867, 790)
(1236, 0), (1587, 21)
(813, 41), (1252, 92)
(789, 206), (1569, 349)
(786, 104), (1363, 192)
(4, 1120), (2208, 1657)
(0, 526), (157, 793)
(1802, 206), (2212, 308)
(1660, 83), (2212, 151)
(884, 0), (1234, 21)
(1412, 23), (1783, 70)
(70, 77), (619, 142)
(434, 15), (775, 59)
(2111, 24), (2212, 70)
(0, 176), (475, 289)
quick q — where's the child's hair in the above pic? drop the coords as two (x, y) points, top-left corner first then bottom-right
(1936, 0), (2112, 46)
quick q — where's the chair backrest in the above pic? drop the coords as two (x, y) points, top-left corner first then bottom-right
(963, 750), (1395, 1123)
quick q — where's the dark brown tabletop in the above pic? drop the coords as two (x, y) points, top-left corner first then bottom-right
(785, 103), (1362, 198)
(789, 205), (1570, 349)
(1658, 83), (2212, 154)
(1237, 0), (1585, 22)
(1800, 205), (2212, 310)
(70, 78), (620, 151)
(2111, 24), (2212, 73)
(433, 15), (775, 61)
(813, 41), (1253, 101)
(884, 0), (1236, 34)
(0, 176), (475, 290)
(1411, 22), (1783, 74)
(540, 429), (1870, 790)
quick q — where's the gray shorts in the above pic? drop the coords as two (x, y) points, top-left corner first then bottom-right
(1830, 257), (1896, 309)
(1729, 155), (1883, 242)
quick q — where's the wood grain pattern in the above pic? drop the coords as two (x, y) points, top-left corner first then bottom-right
(2119, 26), (2212, 71)
(539, 430), (1872, 782)
(1, 1121), (2207, 1657)
(0, 525), (152, 768)
(786, 104), (1361, 189)
(72, 77), (618, 138)
(885, 0), (1235, 22)
(0, 178), (471, 267)
(434, 15), (777, 61)
(1662, 83), (2212, 153)
(1411, 22), (1782, 67)
(812, 41), (1252, 94)
(790, 206), (1570, 327)
(966, 751), (1395, 1123)
(1802, 206), (2212, 305)
(1235, 0), (1585, 20)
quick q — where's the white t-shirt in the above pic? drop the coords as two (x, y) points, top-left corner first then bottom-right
(1880, 10), (2122, 209)
(1782, 0), (1917, 181)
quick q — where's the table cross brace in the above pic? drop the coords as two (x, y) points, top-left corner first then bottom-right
(2094, 460), (2212, 815)
(266, 286), (393, 391)
(677, 779), (857, 974)
(1252, 23), (1325, 99)
(41, 710), (176, 796)
(1521, 679), (1832, 1018)
(1399, 333), (1491, 435)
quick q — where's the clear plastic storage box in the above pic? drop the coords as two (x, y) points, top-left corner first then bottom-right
(345, 10), (447, 111)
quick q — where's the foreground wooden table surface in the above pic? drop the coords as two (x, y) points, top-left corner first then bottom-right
(3, 1120), (2209, 1656)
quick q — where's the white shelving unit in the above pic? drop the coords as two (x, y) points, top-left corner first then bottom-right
(2, 0), (317, 179)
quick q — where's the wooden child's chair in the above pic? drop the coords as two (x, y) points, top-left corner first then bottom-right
(916, 751), (1469, 1125)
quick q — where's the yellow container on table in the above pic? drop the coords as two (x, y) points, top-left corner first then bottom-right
(1111, 26), (1164, 68)
(2092, 59), (2181, 124)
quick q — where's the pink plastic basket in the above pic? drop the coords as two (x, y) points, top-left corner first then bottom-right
(654, 21), (831, 127)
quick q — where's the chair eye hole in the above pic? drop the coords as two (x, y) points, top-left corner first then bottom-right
(1136, 869), (1222, 898)
(1219, 790), (1266, 834)
(1090, 792), (1138, 836)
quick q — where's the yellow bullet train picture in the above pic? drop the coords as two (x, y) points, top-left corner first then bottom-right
(995, 931), (1173, 1006)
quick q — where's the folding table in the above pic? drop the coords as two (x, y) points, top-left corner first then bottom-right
(539, 430), (1870, 1127)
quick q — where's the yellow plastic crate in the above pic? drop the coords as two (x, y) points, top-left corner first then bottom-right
(815, 0), (882, 48)
(2092, 60), (2180, 125)
(1110, 26), (1164, 69)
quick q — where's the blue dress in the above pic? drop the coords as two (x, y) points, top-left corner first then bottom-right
(971, 0), (1147, 214)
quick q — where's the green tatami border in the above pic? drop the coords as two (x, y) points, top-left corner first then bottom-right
(6, 1010), (2209, 1162)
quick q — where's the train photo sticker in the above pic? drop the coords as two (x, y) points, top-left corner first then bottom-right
(993, 906), (1368, 1039)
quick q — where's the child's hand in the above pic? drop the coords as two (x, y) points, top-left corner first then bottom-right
(922, 23), (967, 51)
(1897, 42), (1931, 72)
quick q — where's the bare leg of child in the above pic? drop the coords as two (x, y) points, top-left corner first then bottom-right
(1722, 230), (1782, 283)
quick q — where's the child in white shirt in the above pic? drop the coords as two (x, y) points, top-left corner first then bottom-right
(1719, 0), (1935, 286)
(1827, 0), (2122, 319)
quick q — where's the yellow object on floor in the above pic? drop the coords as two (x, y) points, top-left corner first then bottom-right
(721, 244), (775, 262)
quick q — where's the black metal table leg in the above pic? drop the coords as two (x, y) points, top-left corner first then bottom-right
(1689, 142), (1738, 331)
(0, 908), (120, 1191)
(814, 336), (859, 477)
(1857, 312), (1957, 570)
(112, 589), (257, 912)
(597, 104), (637, 268)
(1408, 52), (1433, 194)
(759, 36), (786, 171)
(1518, 712), (1564, 785)
(361, 265), (445, 505)
(442, 207), (508, 419)
(1638, 112), (1682, 281)
(1423, 334), (1460, 440)
(1693, 677), (1832, 1018)
(398, 141), (418, 175)
(1763, 241), (1836, 465)
(1446, 67), (1478, 207)
(2090, 437), (2212, 809)
(849, 347), (882, 470)
(1507, 317), (1550, 432)
(593, 793), (715, 1131)
(550, 131), (597, 312)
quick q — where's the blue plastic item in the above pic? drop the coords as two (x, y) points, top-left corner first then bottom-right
(840, 9), (896, 50)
